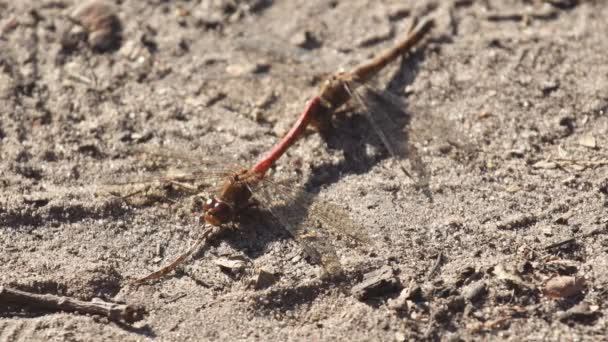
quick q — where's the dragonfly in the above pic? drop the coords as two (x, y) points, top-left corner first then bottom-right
(120, 16), (464, 284)
(234, 17), (440, 190)
(122, 147), (370, 284)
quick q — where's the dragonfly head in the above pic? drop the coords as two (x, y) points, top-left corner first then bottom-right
(202, 197), (233, 226)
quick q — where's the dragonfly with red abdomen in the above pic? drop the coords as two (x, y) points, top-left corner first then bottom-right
(121, 147), (369, 284)
(118, 16), (462, 284)
(253, 17), (437, 189)
(191, 16), (470, 191)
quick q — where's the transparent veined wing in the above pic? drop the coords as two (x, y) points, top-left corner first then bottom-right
(98, 145), (241, 203)
(345, 80), (475, 194)
(249, 175), (369, 276)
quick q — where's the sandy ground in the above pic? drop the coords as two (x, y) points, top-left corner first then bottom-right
(1, 0), (607, 341)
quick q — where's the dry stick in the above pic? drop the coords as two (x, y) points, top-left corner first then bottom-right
(0, 286), (145, 323)
(552, 158), (608, 168)
(423, 250), (443, 338)
(132, 224), (223, 284)
(544, 226), (607, 250)
(425, 251), (444, 281)
(544, 237), (576, 250)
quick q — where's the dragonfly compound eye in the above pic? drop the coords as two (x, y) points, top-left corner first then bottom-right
(203, 198), (216, 212)
(204, 201), (233, 226)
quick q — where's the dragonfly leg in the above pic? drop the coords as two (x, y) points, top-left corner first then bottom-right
(130, 224), (221, 285)
(117, 185), (151, 200)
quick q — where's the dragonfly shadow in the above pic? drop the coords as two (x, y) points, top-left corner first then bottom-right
(219, 210), (294, 261)
(248, 280), (335, 314)
(244, 188), (345, 275)
(184, 191), (328, 271)
(309, 47), (431, 195)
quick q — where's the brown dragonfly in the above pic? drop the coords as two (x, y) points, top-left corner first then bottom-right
(119, 147), (369, 284)
(119, 16), (467, 284)
(219, 17), (467, 195)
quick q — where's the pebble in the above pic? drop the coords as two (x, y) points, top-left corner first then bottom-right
(351, 266), (402, 300)
(578, 135), (597, 149)
(289, 30), (320, 49)
(463, 281), (487, 303)
(70, 0), (122, 51)
(544, 275), (585, 299)
(557, 302), (598, 323)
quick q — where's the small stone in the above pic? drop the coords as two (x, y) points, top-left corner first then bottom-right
(505, 185), (521, 193)
(554, 212), (574, 224)
(251, 268), (276, 290)
(578, 135), (597, 149)
(225, 62), (270, 77)
(540, 79), (559, 95)
(463, 281), (487, 303)
(214, 256), (248, 272)
(351, 266), (402, 300)
(289, 30), (320, 49)
(544, 276), (585, 299)
(70, 0), (122, 51)
(541, 225), (554, 237)
(557, 302), (599, 323)
(477, 110), (492, 119)
(533, 160), (557, 169)
(290, 254), (301, 263)
(131, 131), (153, 143)
(394, 331), (406, 342)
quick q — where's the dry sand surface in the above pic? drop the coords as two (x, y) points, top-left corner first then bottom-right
(1, 0), (607, 340)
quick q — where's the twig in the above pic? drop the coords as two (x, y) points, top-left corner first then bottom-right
(486, 7), (558, 22)
(0, 286), (145, 323)
(132, 224), (223, 285)
(544, 226), (607, 250)
(424, 305), (436, 339)
(425, 251), (444, 281)
(584, 226), (607, 237)
(544, 237), (575, 250)
(552, 158), (608, 168)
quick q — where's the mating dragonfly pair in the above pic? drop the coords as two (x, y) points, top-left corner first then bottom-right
(110, 17), (462, 284)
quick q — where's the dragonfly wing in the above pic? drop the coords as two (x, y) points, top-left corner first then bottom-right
(346, 82), (431, 189)
(257, 177), (370, 244)
(99, 146), (236, 201)
(250, 178), (368, 276)
(128, 145), (241, 173)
